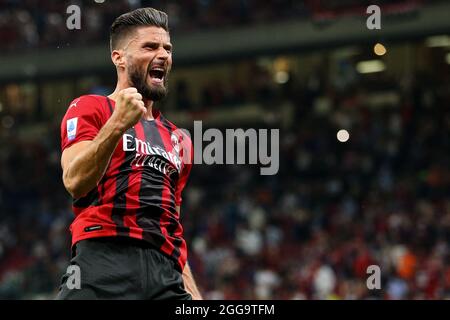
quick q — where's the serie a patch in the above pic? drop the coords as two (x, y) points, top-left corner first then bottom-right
(67, 117), (78, 141)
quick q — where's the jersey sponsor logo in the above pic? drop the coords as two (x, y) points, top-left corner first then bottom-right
(67, 117), (78, 141)
(122, 133), (182, 173)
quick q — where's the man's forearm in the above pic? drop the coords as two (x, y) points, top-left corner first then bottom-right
(63, 117), (124, 198)
(183, 262), (203, 300)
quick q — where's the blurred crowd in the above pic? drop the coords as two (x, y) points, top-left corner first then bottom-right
(3, 0), (446, 52)
(0, 0), (310, 51)
(0, 44), (449, 299)
(179, 58), (450, 299)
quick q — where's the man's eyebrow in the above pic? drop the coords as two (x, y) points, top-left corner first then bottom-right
(142, 41), (172, 48)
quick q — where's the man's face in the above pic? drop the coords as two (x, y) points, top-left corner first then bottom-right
(123, 26), (172, 101)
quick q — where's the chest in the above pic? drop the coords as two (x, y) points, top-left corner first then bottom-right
(111, 121), (182, 179)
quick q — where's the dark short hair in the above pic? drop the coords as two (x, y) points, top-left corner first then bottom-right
(110, 7), (169, 51)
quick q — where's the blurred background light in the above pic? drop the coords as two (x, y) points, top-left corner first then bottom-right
(337, 129), (350, 142)
(356, 60), (386, 74)
(374, 43), (387, 56)
(425, 35), (450, 47)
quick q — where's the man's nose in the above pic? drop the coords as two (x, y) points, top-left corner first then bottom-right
(156, 46), (169, 60)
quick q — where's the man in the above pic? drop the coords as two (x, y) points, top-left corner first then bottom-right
(56, 8), (202, 300)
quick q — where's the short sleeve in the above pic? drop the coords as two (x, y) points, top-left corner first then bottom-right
(60, 95), (105, 151)
(174, 135), (193, 206)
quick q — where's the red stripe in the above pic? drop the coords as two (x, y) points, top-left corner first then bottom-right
(155, 119), (177, 257)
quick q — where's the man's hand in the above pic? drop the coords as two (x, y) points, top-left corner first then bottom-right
(110, 87), (147, 132)
(183, 262), (203, 300)
(176, 206), (203, 300)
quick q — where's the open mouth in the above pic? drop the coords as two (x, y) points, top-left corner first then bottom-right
(149, 66), (165, 82)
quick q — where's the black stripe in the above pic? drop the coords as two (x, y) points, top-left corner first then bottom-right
(106, 97), (114, 115)
(110, 127), (136, 237)
(98, 179), (104, 206)
(137, 120), (167, 249)
(73, 187), (100, 207)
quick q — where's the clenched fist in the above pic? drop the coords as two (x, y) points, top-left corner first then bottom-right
(110, 87), (146, 133)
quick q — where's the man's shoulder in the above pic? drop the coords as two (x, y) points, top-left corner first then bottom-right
(66, 94), (109, 114)
(159, 114), (192, 143)
(158, 113), (177, 129)
(69, 94), (107, 106)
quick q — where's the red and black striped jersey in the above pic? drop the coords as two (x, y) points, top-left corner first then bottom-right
(60, 95), (192, 271)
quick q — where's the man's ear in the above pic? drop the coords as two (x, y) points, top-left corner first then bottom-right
(111, 49), (126, 68)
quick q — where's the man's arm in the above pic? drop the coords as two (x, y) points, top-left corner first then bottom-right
(62, 124), (123, 198)
(176, 205), (203, 300)
(62, 88), (145, 198)
(183, 262), (203, 300)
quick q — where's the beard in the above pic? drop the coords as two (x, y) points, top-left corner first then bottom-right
(128, 63), (169, 102)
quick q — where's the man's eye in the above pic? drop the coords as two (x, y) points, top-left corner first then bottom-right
(144, 44), (156, 50)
